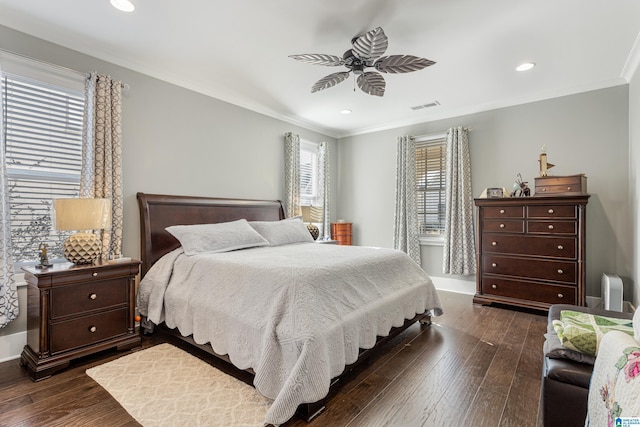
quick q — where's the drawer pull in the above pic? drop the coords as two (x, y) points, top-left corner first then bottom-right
(491, 263), (498, 268)
(491, 284), (497, 289)
(92, 272), (98, 277)
(548, 225), (554, 230)
(567, 186), (572, 191)
(541, 188), (547, 192)
(89, 293), (97, 300)
(557, 269), (564, 274)
(89, 326), (97, 333)
(492, 241), (498, 246)
(499, 223), (505, 229)
(548, 208), (554, 214)
(557, 293), (564, 299)
(499, 209), (505, 214)
(557, 245), (564, 250)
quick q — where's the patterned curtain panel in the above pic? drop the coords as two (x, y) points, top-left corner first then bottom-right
(0, 67), (19, 328)
(317, 142), (330, 239)
(81, 73), (124, 259)
(284, 132), (301, 218)
(393, 135), (420, 264)
(442, 127), (477, 275)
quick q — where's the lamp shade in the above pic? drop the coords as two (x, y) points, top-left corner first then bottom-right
(300, 205), (323, 223)
(53, 198), (112, 231)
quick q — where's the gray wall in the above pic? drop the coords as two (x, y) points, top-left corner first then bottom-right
(629, 63), (640, 308)
(0, 25), (338, 341)
(337, 86), (632, 300)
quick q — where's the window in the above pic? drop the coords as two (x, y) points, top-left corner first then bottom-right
(299, 140), (318, 206)
(2, 61), (86, 264)
(416, 135), (446, 236)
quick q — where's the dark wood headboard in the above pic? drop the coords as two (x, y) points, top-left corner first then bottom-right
(136, 193), (286, 277)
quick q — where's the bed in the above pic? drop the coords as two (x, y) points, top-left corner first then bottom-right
(135, 192), (443, 426)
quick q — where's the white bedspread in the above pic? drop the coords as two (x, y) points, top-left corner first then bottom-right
(137, 243), (443, 426)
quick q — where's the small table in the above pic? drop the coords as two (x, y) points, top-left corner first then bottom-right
(20, 259), (141, 381)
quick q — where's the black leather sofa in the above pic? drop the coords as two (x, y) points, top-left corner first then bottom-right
(541, 304), (633, 427)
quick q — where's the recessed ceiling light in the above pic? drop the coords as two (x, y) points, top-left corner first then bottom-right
(340, 109), (352, 115)
(516, 62), (536, 72)
(110, 0), (135, 12)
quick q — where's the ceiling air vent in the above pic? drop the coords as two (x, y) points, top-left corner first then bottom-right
(410, 101), (440, 111)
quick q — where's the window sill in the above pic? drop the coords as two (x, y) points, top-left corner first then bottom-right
(419, 236), (444, 246)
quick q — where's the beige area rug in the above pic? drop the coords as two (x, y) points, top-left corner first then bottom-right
(86, 343), (271, 426)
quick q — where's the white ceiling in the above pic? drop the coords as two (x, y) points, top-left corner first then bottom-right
(1, 0), (639, 138)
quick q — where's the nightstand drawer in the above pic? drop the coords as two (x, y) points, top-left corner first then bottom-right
(50, 308), (128, 354)
(50, 279), (129, 318)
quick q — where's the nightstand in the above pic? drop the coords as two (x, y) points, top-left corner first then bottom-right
(20, 259), (141, 381)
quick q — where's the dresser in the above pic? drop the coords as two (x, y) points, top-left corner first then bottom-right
(21, 260), (141, 380)
(474, 195), (589, 310)
(331, 222), (353, 245)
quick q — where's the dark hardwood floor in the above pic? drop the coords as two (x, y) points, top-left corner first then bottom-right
(0, 291), (547, 426)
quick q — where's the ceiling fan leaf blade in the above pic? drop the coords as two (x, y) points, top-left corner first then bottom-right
(375, 55), (436, 73)
(311, 72), (351, 93)
(289, 54), (345, 66)
(352, 27), (388, 60)
(357, 72), (385, 97)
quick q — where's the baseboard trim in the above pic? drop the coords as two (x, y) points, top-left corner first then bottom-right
(431, 276), (475, 295)
(586, 296), (636, 313)
(0, 331), (26, 363)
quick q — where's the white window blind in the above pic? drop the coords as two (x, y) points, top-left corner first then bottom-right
(2, 71), (85, 263)
(416, 137), (446, 235)
(300, 140), (318, 206)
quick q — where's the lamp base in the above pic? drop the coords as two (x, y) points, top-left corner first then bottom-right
(306, 224), (320, 240)
(63, 232), (102, 264)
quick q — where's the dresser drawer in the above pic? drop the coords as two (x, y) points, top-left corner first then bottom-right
(481, 277), (576, 305)
(49, 308), (128, 354)
(482, 235), (576, 259)
(483, 206), (525, 219)
(50, 279), (129, 319)
(482, 220), (525, 233)
(483, 255), (577, 284)
(527, 221), (576, 235)
(534, 174), (586, 195)
(527, 205), (576, 219)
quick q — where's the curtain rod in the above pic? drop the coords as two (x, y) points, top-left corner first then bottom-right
(0, 47), (128, 89)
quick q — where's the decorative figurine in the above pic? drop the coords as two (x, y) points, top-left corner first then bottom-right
(538, 145), (555, 177)
(510, 173), (531, 197)
(36, 243), (53, 269)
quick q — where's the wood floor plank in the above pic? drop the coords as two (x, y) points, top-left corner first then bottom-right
(499, 374), (542, 427)
(462, 386), (508, 427)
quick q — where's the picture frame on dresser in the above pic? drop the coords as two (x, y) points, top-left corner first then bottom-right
(473, 194), (589, 311)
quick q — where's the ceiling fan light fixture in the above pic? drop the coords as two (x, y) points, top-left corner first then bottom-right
(516, 62), (536, 72)
(340, 109), (352, 115)
(110, 0), (135, 12)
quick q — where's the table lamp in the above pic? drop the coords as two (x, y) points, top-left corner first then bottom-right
(300, 205), (322, 240)
(53, 198), (112, 264)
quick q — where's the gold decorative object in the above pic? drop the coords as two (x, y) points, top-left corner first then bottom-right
(53, 198), (112, 264)
(538, 145), (555, 177)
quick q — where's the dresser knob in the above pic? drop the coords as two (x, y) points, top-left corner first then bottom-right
(89, 293), (97, 300)
(492, 241), (498, 246)
(89, 326), (97, 333)
(499, 223), (505, 229)
(548, 225), (554, 230)
(567, 187), (572, 191)
(491, 284), (497, 289)
(92, 272), (98, 277)
(542, 188), (547, 192)
(548, 209), (554, 214)
(557, 245), (564, 250)
(491, 263), (498, 268)
(557, 269), (564, 274)
(499, 209), (505, 214)
(557, 293), (564, 299)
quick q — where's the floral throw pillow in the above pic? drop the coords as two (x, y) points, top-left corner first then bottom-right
(586, 330), (640, 426)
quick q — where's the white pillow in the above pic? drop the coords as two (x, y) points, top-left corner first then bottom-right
(166, 219), (268, 255)
(249, 217), (313, 246)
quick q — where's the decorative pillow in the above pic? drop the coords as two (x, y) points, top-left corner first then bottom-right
(585, 330), (640, 426)
(552, 310), (634, 356)
(166, 219), (269, 256)
(634, 307), (640, 343)
(249, 217), (313, 246)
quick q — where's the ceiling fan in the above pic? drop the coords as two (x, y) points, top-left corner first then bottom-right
(289, 27), (435, 97)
